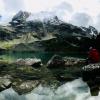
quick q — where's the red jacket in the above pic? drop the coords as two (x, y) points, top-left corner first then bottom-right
(88, 49), (100, 62)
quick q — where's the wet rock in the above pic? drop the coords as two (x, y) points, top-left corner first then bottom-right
(3, 74), (13, 79)
(0, 61), (56, 94)
(82, 63), (100, 81)
(47, 55), (85, 68)
(0, 56), (87, 95)
(0, 77), (12, 92)
(12, 80), (39, 95)
(47, 56), (86, 84)
(15, 58), (25, 65)
(15, 58), (42, 67)
(64, 57), (86, 67)
(82, 63), (100, 71)
(82, 63), (100, 96)
(47, 55), (65, 68)
(25, 58), (42, 67)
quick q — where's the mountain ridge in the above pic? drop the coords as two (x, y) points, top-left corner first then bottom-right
(0, 11), (99, 52)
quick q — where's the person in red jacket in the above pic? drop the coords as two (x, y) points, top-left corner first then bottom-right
(87, 47), (100, 63)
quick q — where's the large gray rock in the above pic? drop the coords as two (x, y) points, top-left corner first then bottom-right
(12, 80), (39, 95)
(47, 55), (65, 68)
(82, 63), (100, 96)
(0, 75), (40, 95)
(15, 58), (42, 67)
(82, 63), (100, 71)
(64, 57), (86, 67)
(0, 76), (12, 92)
(47, 55), (85, 68)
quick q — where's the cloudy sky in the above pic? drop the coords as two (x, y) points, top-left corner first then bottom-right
(0, 0), (100, 30)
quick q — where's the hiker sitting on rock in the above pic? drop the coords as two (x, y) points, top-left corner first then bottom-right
(87, 47), (100, 64)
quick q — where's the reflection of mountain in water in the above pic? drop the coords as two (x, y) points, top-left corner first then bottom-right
(0, 78), (96, 100)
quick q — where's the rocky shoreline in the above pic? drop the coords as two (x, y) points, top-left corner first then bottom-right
(0, 55), (100, 96)
(0, 55), (86, 95)
(0, 10), (100, 98)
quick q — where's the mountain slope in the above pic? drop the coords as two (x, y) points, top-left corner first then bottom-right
(0, 11), (99, 52)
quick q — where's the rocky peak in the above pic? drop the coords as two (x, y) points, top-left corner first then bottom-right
(81, 26), (99, 37)
(88, 26), (98, 36)
(45, 16), (63, 25)
(10, 11), (30, 27)
(12, 11), (30, 22)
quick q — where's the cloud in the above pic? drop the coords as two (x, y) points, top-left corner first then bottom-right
(27, 11), (55, 21)
(27, 1), (73, 22)
(53, 1), (73, 12)
(95, 14), (100, 31)
(0, 0), (100, 29)
(3, 0), (25, 12)
(23, 0), (64, 13)
(0, 14), (13, 25)
(51, 1), (73, 21)
(0, 0), (5, 13)
(69, 13), (93, 27)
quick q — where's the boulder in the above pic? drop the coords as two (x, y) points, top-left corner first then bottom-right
(47, 55), (85, 68)
(15, 58), (25, 65)
(0, 61), (58, 95)
(12, 80), (39, 95)
(64, 57), (86, 67)
(47, 55), (65, 68)
(0, 76), (12, 92)
(82, 63), (100, 81)
(82, 63), (100, 96)
(25, 58), (42, 67)
(15, 58), (42, 67)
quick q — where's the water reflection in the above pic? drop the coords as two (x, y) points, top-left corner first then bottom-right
(0, 78), (96, 100)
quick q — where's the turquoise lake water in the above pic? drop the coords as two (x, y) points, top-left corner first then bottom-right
(0, 51), (86, 63)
